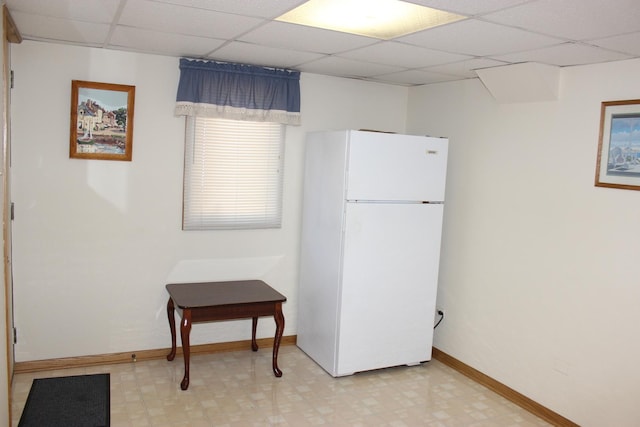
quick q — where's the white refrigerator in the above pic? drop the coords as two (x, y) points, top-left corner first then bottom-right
(297, 130), (448, 377)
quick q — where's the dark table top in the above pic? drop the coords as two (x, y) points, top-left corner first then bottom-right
(166, 280), (286, 309)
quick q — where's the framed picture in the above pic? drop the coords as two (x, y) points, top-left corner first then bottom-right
(595, 99), (640, 190)
(70, 80), (135, 161)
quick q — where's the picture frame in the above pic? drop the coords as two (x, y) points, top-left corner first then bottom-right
(70, 80), (135, 161)
(595, 99), (640, 190)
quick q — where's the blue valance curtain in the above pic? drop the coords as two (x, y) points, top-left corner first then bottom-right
(175, 58), (301, 125)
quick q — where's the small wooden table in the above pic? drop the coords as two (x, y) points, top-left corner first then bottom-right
(166, 280), (286, 390)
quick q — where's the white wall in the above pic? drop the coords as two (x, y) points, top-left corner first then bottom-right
(407, 60), (640, 426)
(10, 40), (408, 362)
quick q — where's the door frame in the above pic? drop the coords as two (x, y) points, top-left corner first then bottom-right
(2, 4), (21, 423)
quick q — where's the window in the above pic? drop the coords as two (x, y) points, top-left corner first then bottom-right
(183, 117), (285, 230)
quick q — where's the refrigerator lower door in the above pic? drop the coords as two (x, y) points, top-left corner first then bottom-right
(335, 202), (444, 376)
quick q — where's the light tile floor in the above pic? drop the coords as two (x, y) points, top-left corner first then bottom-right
(12, 346), (551, 426)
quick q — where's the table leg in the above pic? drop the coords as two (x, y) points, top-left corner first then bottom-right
(166, 298), (177, 361)
(251, 317), (259, 351)
(180, 309), (192, 390)
(272, 302), (285, 377)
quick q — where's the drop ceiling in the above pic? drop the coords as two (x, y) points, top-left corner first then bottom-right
(6, 0), (640, 86)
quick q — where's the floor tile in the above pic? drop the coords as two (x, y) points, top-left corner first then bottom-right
(11, 346), (551, 426)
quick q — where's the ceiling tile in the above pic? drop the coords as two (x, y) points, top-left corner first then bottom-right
(591, 32), (640, 56)
(150, 0), (306, 19)
(372, 69), (461, 86)
(492, 42), (632, 66)
(109, 26), (226, 57)
(7, 0), (640, 87)
(239, 21), (378, 54)
(11, 12), (110, 45)
(405, 0), (532, 16)
(209, 41), (324, 69)
(6, 0), (121, 23)
(482, 0), (640, 41)
(296, 56), (405, 79)
(120, 0), (264, 39)
(337, 41), (472, 69)
(424, 58), (511, 78)
(398, 19), (563, 56)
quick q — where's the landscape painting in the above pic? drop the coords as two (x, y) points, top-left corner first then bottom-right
(595, 99), (640, 191)
(70, 80), (135, 161)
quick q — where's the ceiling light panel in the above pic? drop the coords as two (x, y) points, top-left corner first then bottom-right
(276, 0), (466, 39)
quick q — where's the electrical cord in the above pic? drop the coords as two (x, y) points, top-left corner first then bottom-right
(434, 309), (444, 329)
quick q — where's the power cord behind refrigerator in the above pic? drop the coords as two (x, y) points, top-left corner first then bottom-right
(434, 309), (444, 329)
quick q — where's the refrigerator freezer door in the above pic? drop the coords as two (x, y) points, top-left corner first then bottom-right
(335, 202), (444, 376)
(346, 131), (448, 202)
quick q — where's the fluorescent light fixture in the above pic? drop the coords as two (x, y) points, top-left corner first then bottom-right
(276, 0), (466, 40)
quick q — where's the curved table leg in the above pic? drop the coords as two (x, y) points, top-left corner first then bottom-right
(166, 298), (177, 361)
(251, 317), (259, 351)
(180, 309), (192, 390)
(272, 302), (285, 377)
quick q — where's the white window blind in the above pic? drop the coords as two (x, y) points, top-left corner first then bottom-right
(183, 117), (285, 230)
